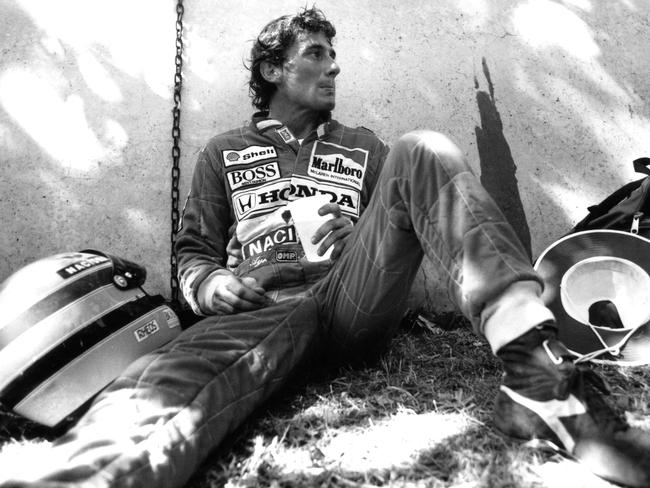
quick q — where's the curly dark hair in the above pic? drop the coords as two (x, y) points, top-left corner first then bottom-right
(247, 7), (336, 111)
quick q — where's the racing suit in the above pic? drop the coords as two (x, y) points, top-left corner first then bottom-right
(0, 115), (553, 488)
(176, 114), (389, 313)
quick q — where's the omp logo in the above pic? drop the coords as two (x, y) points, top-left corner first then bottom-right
(276, 250), (298, 262)
(232, 176), (360, 221)
(226, 162), (280, 191)
(242, 225), (298, 259)
(308, 141), (368, 190)
(222, 145), (277, 167)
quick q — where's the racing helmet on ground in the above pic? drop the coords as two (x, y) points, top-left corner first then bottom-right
(0, 250), (181, 427)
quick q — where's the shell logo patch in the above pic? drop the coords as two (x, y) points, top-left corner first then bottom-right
(222, 146), (277, 167)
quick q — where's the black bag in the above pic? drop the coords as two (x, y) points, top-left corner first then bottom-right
(572, 158), (650, 237)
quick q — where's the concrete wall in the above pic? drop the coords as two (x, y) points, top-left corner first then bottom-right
(2, 0), (650, 311)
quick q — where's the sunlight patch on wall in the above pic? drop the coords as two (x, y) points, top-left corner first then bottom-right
(37, 170), (80, 209)
(0, 123), (17, 155)
(617, 0), (638, 10)
(40, 35), (66, 61)
(359, 47), (375, 62)
(537, 179), (595, 224)
(560, 0), (593, 11)
(512, 0), (599, 61)
(77, 51), (123, 103)
(0, 68), (105, 171)
(124, 208), (155, 236)
(416, 81), (442, 108)
(456, 0), (490, 25)
(510, 42), (649, 178)
(185, 33), (220, 83)
(104, 119), (129, 156)
(544, 76), (650, 172)
(16, 0), (174, 99)
(513, 56), (628, 108)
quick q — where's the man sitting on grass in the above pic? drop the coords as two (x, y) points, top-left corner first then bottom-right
(2, 7), (650, 488)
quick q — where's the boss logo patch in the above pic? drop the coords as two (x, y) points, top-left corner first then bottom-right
(226, 162), (280, 191)
(222, 145), (277, 167)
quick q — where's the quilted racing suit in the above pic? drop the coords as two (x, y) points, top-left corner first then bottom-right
(0, 114), (552, 488)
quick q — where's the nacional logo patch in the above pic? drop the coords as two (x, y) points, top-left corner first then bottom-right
(242, 225), (298, 259)
(222, 145), (277, 167)
(231, 176), (361, 221)
(308, 141), (368, 190)
(226, 162), (280, 191)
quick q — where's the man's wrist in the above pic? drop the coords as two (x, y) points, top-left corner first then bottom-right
(196, 269), (232, 314)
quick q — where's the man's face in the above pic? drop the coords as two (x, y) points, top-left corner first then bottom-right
(274, 31), (340, 112)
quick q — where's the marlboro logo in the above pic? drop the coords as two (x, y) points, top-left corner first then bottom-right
(308, 141), (368, 190)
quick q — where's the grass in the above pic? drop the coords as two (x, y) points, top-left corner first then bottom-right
(181, 313), (650, 488)
(2, 312), (650, 487)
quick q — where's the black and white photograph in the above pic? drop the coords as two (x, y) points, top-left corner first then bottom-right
(1, 1), (650, 487)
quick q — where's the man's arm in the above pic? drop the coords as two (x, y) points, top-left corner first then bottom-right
(175, 145), (266, 315)
(365, 136), (390, 199)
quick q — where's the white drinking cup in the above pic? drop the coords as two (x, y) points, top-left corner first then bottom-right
(286, 194), (334, 262)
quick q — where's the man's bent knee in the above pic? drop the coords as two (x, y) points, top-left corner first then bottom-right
(393, 130), (468, 175)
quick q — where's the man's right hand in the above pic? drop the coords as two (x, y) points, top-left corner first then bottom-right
(197, 271), (268, 315)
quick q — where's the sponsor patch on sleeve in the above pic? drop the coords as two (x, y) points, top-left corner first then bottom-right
(308, 141), (368, 190)
(222, 145), (277, 167)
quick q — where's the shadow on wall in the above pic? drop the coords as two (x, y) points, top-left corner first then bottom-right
(474, 58), (532, 259)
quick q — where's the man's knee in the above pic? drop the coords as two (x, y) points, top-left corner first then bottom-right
(394, 130), (467, 174)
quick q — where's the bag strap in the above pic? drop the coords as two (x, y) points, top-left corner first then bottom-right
(633, 157), (650, 176)
(584, 178), (644, 217)
(572, 158), (650, 232)
(583, 158), (650, 217)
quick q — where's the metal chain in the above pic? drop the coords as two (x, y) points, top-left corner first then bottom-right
(170, 0), (184, 304)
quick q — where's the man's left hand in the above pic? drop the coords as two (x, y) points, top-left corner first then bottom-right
(311, 203), (354, 261)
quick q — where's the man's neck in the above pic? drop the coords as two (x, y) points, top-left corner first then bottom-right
(267, 102), (328, 140)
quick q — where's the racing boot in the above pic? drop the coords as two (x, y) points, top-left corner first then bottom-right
(494, 322), (650, 487)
